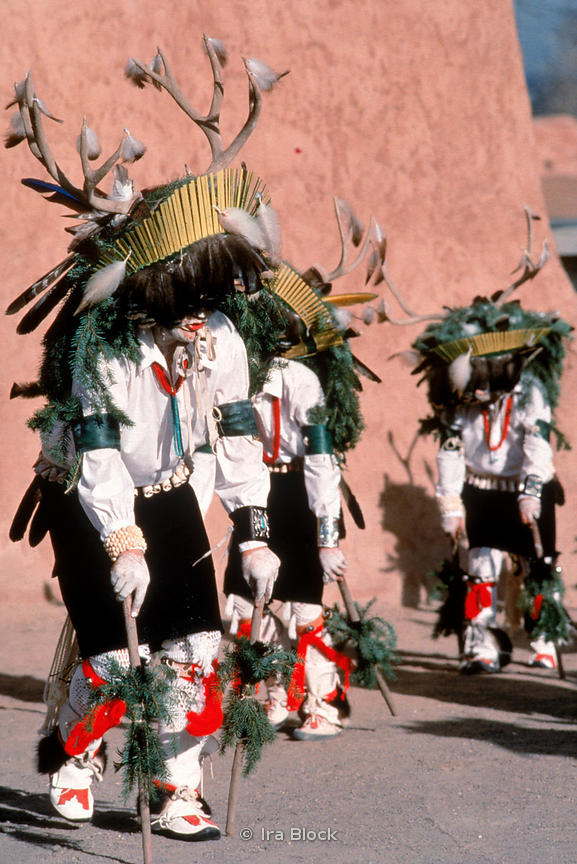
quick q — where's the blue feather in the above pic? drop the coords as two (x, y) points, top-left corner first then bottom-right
(21, 177), (86, 211)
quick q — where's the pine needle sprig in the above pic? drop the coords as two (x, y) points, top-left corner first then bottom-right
(325, 600), (397, 688)
(519, 563), (573, 645)
(303, 342), (364, 454)
(221, 288), (288, 395)
(218, 637), (296, 775)
(88, 660), (175, 802)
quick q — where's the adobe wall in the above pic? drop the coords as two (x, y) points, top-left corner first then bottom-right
(1, 0), (575, 612)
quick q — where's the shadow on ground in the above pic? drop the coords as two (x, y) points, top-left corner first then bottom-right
(0, 785), (136, 862)
(0, 674), (44, 703)
(400, 716), (577, 759)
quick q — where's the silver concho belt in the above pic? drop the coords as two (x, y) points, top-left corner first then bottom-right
(465, 470), (519, 493)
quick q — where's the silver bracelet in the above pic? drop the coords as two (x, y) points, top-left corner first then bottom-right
(317, 517), (340, 548)
(520, 474), (543, 498)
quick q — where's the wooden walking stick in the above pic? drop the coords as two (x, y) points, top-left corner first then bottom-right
(225, 599), (264, 836)
(337, 577), (397, 716)
(123, 598), (153, 864)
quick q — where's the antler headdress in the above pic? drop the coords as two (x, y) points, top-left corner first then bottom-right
(5, 35), (288, 333)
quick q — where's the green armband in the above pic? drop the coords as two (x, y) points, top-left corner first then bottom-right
(213, 400), (259, 437)
(302, 424), (333, 455)
(72, 414), (121, 454)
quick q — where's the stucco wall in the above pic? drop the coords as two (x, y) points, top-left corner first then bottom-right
(1, 0), (575, 611)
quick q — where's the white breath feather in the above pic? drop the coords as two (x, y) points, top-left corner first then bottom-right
(215, 206), (265, 249)
(255, 200), (281, 261)
(75, 257), (129, 315)
(332, 307), (352, 331)
(243, 57), (283, 91)
(76, 126), (101, 161)
(448, 349), (472, 394)
(121, 129), (146, 163)
(9, 111), (26, 137)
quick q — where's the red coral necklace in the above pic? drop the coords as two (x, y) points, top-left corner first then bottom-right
(482, 395), (513, 451)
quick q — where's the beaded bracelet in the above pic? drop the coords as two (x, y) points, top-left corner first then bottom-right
(103, 525), (147, 562)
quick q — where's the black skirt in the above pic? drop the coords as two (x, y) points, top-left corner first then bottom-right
(43, 480), (223, 659)
(463, 479), (557, 558)
(224, 471), (324, 605)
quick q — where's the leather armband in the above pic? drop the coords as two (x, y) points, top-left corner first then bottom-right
(72, 414), (121, 454)
(302, 424), (333, 455)
(519, 474), (543, 498)
(317, 516), (340, 548)
(231, 506), (270, 542)
(213, 400), (258, 437)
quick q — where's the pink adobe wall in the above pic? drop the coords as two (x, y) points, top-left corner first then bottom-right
(1, 0), (575, 613)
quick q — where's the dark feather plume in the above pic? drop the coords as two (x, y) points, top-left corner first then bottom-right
(9, 476), (42, 542)
(17, 274), (74, 334)
(340, 477), (366, 529)
(6, 256), (76, 316)
(21, 178), (87, 213)
(352, 353), (382, 383)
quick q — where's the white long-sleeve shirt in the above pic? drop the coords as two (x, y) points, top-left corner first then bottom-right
(253, 358), (341, 520)
(436, 381), (555, 500)
(70, 311), (269, 539)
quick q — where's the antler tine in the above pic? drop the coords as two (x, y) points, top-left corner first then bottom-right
(325, 199), (375, 282)
(373, 227), (443, 325)
(494, 206), (550, 306)
(24, 74), (84, 199)
(18, 74), (136, 216)
(131, 44), (225, 170)
(130, 38), (266, 173)
(77, 117), (136, 215)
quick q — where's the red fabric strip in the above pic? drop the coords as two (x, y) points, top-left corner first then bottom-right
(286, 624), (351, 711)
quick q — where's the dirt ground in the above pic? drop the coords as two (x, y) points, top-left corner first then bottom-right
(1, 587), (576, 864)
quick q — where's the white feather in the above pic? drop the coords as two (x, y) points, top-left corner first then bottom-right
(243, 57), (285, 91)
(215, 206), (265, 248)
(120, 129), (146, 163)
(332, 307), (352, 331)
(75, 258), (129, 315)
(110, 164), (134, 201)
(205, 37), (227, 67)
(390, 349), (422, 369)
(125, 57), (148, 88)
(255, 197), (281, 261)
(9, 111), (25, 137)
(362, 307), (377, 325)
(76, 126), (101, 161)
(448, 349), (472, 394)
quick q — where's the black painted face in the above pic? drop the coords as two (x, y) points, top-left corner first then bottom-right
(427, 348), (539, 410)
(459, 353), (527, 405)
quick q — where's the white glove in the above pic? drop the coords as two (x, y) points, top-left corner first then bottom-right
(319, 547), (347, 583)
(241, 546), (280, 604)
(441, 514), (464, 539)
(110, 550), (150, 617)
(518, 495), (541, 524)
